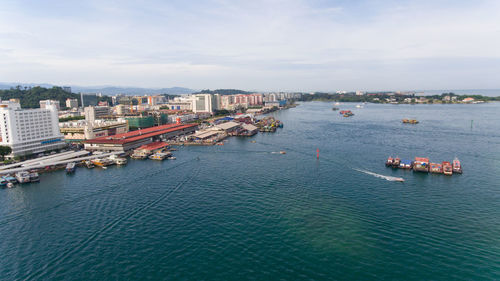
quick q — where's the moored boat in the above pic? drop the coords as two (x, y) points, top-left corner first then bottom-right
(452, 157), (462, 174)
(399, 159), (413, 169)
(385, 156), (393, 167)
(3, 175), (17, 184)
(148, 152), (170, 161)
(29, 171), (40, 182)
(429, 163), (443, 173)
(92, 158), (114, 167)
(0, 178), (7, 187)
(413, 157), (429, 172)
(108, 155), (127, 165)
(15, 171), (31, 183)
(442, 161), (452, 175)
(66, 162), (76, 173)
(392, 157), (401, 168)
(85, 160), (95, 168)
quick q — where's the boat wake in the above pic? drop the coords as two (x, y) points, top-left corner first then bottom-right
(354, 169), (405, 182)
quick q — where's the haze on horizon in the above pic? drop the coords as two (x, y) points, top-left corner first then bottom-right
(1, 0), (499, 92)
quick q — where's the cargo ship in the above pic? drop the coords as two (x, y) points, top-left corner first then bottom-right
(442, 161), (453, 175)
(413, 157), (430, 172)
(452, 158), (462, 174)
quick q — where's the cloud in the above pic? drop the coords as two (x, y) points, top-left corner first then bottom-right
(0, 0), (499, 91)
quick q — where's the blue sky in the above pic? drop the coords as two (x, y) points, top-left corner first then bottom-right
(1, 0), (499, 91)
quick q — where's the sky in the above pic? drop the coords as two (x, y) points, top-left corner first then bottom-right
(1, 0), (500, 92)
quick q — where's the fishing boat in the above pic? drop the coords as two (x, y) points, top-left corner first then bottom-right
(66, 162), (76, 173)
(402, 119), (419, 124)
(332, 107), (339, 111)
(29, 171), (40, 182)
(85, 160), (95, 168)
(429, 163), (443, 173)
(413, 157), (429, 172)
(452, 157), (462, 174)
(442, 161), (453, 176)
(399, 159), (413, 169)
(15, 171), (31, 183)
(392, 157), (401, 168)
(385, 157), (393, 166)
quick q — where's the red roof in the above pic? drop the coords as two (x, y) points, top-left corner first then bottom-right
(137, 141), (169, 151)
(84, 123), (197, 144)
(415, 157), (429, 162)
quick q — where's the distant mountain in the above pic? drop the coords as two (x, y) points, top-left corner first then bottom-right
(0, 82), (196, 95)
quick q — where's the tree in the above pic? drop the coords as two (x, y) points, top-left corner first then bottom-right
(0, 146), (12, 160)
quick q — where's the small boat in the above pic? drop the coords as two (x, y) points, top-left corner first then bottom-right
(403, 119), (419, 124)
(85, 160), (95, 168)
(279, 151), (286, 154)
(413, 157), (430, 172)
(442, 161), (453, 176)
(92, 158), (114, 167)
(429, 163), (443, 173)
(399, 159), (413, 169)
(108, 155), (127, 165)
(452, 157), (462, 174)
(386, 157), (394, 166)
(15, 171), (31, 183)
(148, 152), (170, 161)
(66, 162), (76, 173)
(3, 175), (17, 184)
(356, 104), (363, 108)
(7, 182), (14, 188)
(167, 156), (176, 160)
(392, 157), (401, 168)
(332, 107), (339, 111)
(0, 178), (7, 187)
(29, 172), (40, 182)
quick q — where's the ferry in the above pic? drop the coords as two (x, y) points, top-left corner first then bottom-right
(429, 163), (443, 173)
(385, 157), (393, 166)
(66, 162), (76, 173)
(15, 171), (31, 183)
(442, 161), (453, 176)
(413, 157), (429, 172)
(29, 171), (40, 182)
(452, 158), (462, 174)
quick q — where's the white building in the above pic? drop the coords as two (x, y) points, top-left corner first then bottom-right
(40, 100), (60, 110)
(193, 94), (218, 113)
(84, 106), (111, 123)
(0, 100), (65, 157)
(66, 98), (79, 109)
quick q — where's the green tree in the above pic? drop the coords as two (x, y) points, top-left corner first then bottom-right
(0, 145), (12, 160)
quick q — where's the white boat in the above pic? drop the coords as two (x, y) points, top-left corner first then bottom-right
(356, 104), (363, 108)
(29, 172), (40, 182)
(167, 156), (176, 160)
(15, 171), (31, 183)
(149, 152), (170, 161)
(108, 155), (127, 165)
(66, 162), (76, 173)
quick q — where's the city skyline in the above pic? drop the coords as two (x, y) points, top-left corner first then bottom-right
(1, 0), (500, 91)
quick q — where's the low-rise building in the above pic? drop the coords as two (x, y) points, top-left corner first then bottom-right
(59, 119), (129, 142)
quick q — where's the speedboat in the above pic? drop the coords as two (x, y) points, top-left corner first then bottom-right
(66, 162), (76, 173)
(15, 171), (31, 183)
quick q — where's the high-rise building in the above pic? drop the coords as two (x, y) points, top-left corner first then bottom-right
(193, 94), (216, 113)
(66, 98), (79, 109)
(0, 100), (65, 157)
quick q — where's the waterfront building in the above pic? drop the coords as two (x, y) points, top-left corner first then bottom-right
(84, 123), (198, 152)
(84, 106), (111, 123)
(40, 100), (61, 110)
(59, 119), (129, 141)
(0, 100), (65, 157)
(66, 98), (79, 109)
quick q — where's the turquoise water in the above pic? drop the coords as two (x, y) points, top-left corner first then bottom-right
(1, 102), (499, 280)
